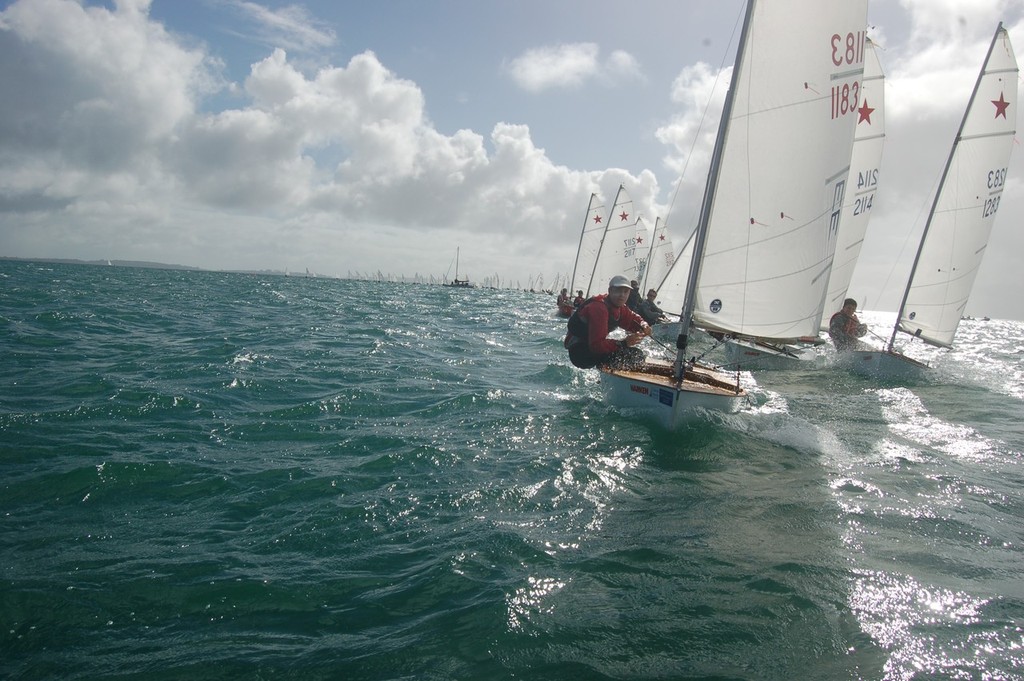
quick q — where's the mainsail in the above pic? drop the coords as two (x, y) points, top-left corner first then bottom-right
(586, 184), (641, 296)
(594, 0), (869, 427)
(895, 24), (1017, 349)
(640, 216), (677, 296)
(567, 192), (606, 299)
(823, 37), (886, 318)
(666, 1), (869, 345)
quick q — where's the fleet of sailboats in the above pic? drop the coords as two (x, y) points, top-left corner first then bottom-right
(561, 184), (647, 315)
(847, 23), (1017, 379)
(547, 6), (1016, 426)
(584, 184), (642, 299)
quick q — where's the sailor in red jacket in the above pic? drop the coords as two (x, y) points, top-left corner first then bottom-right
(828, 297), (868, 351)
(564, 275), (652, 369)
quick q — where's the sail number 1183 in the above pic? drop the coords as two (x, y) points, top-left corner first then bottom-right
(830, 30), (866, 120)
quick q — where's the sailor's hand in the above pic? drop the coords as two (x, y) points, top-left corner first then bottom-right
(625, 327), (651, 346)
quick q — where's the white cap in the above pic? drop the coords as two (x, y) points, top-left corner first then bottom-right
(609, 275), (631, 289)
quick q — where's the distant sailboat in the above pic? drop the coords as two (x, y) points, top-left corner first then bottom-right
(585, 184), (641, 298)
(565, 192), (607, 312)
(597, 0), (869, 427)
(639, 217), (675, 299)
(848, 24), (1017, 378)
(443, 247), (473, 288)
(722, 35), (887, 370)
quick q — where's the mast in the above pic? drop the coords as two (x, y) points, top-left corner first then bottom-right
(886, 23), (1005, 353)
(673, 0), (756, 381)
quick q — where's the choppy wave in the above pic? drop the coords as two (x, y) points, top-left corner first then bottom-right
(1, 260), (1022, 680)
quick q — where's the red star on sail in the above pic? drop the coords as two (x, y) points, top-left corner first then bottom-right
(857, 99), (874, 124)
(992, 92), (1010, 119)
(659, 234), (666, 241)
(592, 214), (602, 224)
(619, 211), (629, 222)
(636, 236), (643, 244)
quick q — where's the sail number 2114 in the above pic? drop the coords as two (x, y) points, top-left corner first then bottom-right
(830, 31), (866, 120)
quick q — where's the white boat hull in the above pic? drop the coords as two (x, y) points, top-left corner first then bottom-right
(721, 338), (815, 371)
(598, 360), (746, 429)
(843, 349), (930, 380)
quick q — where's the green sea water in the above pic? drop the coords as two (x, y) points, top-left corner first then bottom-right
(2, 260), (1022, 680)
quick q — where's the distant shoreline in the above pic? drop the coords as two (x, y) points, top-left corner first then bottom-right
(0, 255), (290, 278)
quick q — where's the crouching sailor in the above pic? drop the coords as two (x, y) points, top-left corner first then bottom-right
(828, 297), (868, 351)
(564, 275), (652, 370)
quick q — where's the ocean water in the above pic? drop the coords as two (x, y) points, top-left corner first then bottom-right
(2, 260), (1023, 681)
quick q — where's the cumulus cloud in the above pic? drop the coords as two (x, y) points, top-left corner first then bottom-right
(506, 42), (643, 92)
(0, 0), (656, 278)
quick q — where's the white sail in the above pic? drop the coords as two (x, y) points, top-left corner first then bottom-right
(897, 25), (1017, 349)
(654, 228), (694, 314)
(824, 37), (886, 317)
(634, 216), (653, 283)
(568, 192), (606, 299)
(587, 184), (640, 296)
(640, 216), (677, 296)
(663, 0), (868, 342)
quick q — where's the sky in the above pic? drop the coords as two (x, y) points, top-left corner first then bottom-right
(2, 0), (1024, 319)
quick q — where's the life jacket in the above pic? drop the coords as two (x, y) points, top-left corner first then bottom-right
(829, 311), (860, 337)
(565, 295), (619, 347)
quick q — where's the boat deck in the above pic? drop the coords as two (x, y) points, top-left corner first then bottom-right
(604, 361), (745, 397)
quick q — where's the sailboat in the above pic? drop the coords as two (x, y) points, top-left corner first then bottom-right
(598, 0), (869, 427)
(586, 184), (642, 298)
(443, 247), (473, 288)
(562, 184), (643, 314)
(848, 24), (1017, 379)
(639, 217), (676, 299)
(721, 35), (887, 370)
(562, 192), (606, 316)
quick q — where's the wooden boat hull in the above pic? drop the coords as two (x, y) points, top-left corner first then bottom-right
(843, 348), (930, 380)
(598, 360), (746, 428)
(721, 337), (815, 371)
